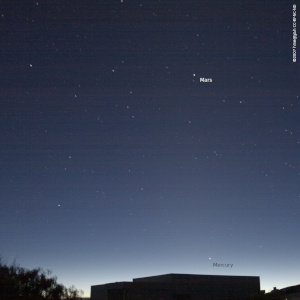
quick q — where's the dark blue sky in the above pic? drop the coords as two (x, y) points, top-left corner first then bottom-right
(1, 0), (299, 296)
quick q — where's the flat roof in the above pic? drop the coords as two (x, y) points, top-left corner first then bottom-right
(133, 273), (260, 282)
(91, 273), (260, 288)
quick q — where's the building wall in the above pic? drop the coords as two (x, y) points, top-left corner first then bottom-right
(285, 293), (300, 300)
(91, 282), (131, 300)
(134, 274), (260, 300)
(91, 274), (260, 300)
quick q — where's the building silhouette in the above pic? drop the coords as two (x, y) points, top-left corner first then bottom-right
(270, 284), (300, 299)
(91, 273), (260, 300)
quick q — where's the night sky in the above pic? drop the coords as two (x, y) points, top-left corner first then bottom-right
(1, 0), (299, 297)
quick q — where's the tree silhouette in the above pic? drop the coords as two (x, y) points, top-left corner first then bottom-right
(0, 257), (83, 300)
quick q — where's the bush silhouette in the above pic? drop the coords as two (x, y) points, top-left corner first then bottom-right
(0, 257), (83, 299)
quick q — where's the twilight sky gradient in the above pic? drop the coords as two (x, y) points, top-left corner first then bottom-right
(1, 0), (299, 297)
